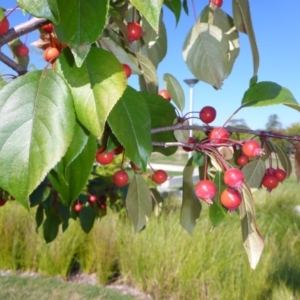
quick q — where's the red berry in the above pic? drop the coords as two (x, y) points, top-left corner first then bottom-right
(130, 162), (141, 171)
(0, 198), (6, 206)
(195, 180), (217, 205)
(122, 64), (132, 78)
(242, 140), (263, 158)
(113, 145), (124, 155)
(262, 175), (279, 190)
(152, 170), (168, 184)
(0, 17), (9, 35)
(211, 0), (223, 7)
(127, 22), (143, 41)
(43, 47), (60, 63)
(16, 44), (29, 57)
(89, 195), (97, 203)
(182, 137), (196, 152)
(265, 167), (275, 176)
(274, 168), (286, 182)
(199, 106), (216, 124)
(95, 148), (114, 165)
(113, 170), (129, 187)
(74, 203), (82, 212)
(224, 168), (244, 188)
(235, 155), (249, 167)
(208, 127), (229, 143)
(220, 188), (242, 211)
(41, 23), (53, 33)
(158, 89), (171, 101)
(100, 204), (106, 210)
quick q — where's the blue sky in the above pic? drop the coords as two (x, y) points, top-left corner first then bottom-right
(1, 1), (300, 130)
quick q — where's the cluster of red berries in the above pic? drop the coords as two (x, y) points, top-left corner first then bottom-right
(74, 195), (107, 212)
(95, 147), (169, 188)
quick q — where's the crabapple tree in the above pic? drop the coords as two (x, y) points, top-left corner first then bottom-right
(0, 0), (299, 270)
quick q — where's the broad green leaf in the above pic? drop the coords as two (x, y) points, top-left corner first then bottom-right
(192, 151), (205, 166)
(17, 0), (59, 23)
(0, 78), (6, 90)
(35, 205), (44, 231)
(137, 52), (159, 94)
(55, 0), (109, 66)
(30, 180), (51, 207)
(49, 128), (97, 206)
(183, 0), (189, 15)
(108, 87), (152, 171)
(99, 38), (142, 74)
(142, 91), (177, 156)
(79, 206), (96, 234)
(57, 200), (70, 232)
(174, 120), (189, 143)
(130, 0), (163, 31)
(56, 47), (126, 137)
(240, 184), (264, 269)
(141, 15), (167, 68)
(43, 210), (61, 243)
(163, 73), (185, 111)
(272, 143), (292, 178)
(183, 23), (229, 89)
(126, 173), (152, 233)
(163, 0), (181, 25)
(180, 157), (201, 235)
(233, 0), (259, 76)
(0, 70), (75, 209)
(242, 159), (265, 189)
(8, 38), (29, 70)
(209, 171), (227, 228)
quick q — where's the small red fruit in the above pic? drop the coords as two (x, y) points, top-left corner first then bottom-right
(224, 168), (244, 188)
(235, 154), (249, 167)
(208, 127), (229, 143)
(113, 170), (129, 187)
(265, 167), (275, 176)
(199, 106), (216, 124)
(41, 23), (53, 33)
(95, 148), (114, 165)
(242, 140), (263, 158)
(211, 0), (223, 7)
(16, 44), (29, 57)
(274, 168), (286, 182)
(182, 137), (196, 152)
(127, 22), (143, 41)
(122, 64), (132, 78)
(43, 47), (60, 63)
(220, 188), (242, 211)
(152, 170), (168, 184)
(158, 89), (171, 101)
(0, 198), (6, 206)
(0, 17), (9, 35)
(89, 195), (97, 203)
(74, 203), (82, 212)
(113, 145), (124, 155)
(195, 180), (217, 204)
(262, 175), (279, 190)
(130, 162), (141, 171)
(100, 204), (107, 210)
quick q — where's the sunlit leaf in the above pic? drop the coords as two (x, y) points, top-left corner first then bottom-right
(242, 159), (265, 189)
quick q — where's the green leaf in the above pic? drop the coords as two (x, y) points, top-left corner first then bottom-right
(49, 125), (97, 206)
(56, 47), (127, 137)
(130, 0), (163, 31)
(99, 38), (142, 74)
(126, 173), (152, 233)
(209, 171), (227, 228)
(0, 70), (75, 209)
(241, 82), (300, 113)
(163, 73), (185, 111)
(30, 180), (51, 207)
(57, 200), (70, 232)
(108, 87), (152, 171)
(141, 15), (167, 68)
(174, 120), (189, 143)
(192, 151), (205, 167)
(43, 210), (61, 243)
(163, 0), (181, 25)
(233, 0), (259, 76)
(0, 78), (6, 90)
(137, 52), (159, 94)
(142, 91), (177, 156)
(242, 159), (265, 189)
(17, 0), (59, 23)
(79, 206), (96, 234)
(240, 184), (264, 269)
(272, 143), (292, 178)
(183, 23), (229, 89)
(180, 157), (201, 235)
(183, 0), (189, 15)
(55, 0), (109, 66)
(35, 205), (44, 231)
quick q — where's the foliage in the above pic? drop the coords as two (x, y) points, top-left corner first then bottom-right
(0, 0), (299, 270)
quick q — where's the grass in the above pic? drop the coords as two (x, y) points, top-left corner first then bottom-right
(0, 275), (134, 300)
